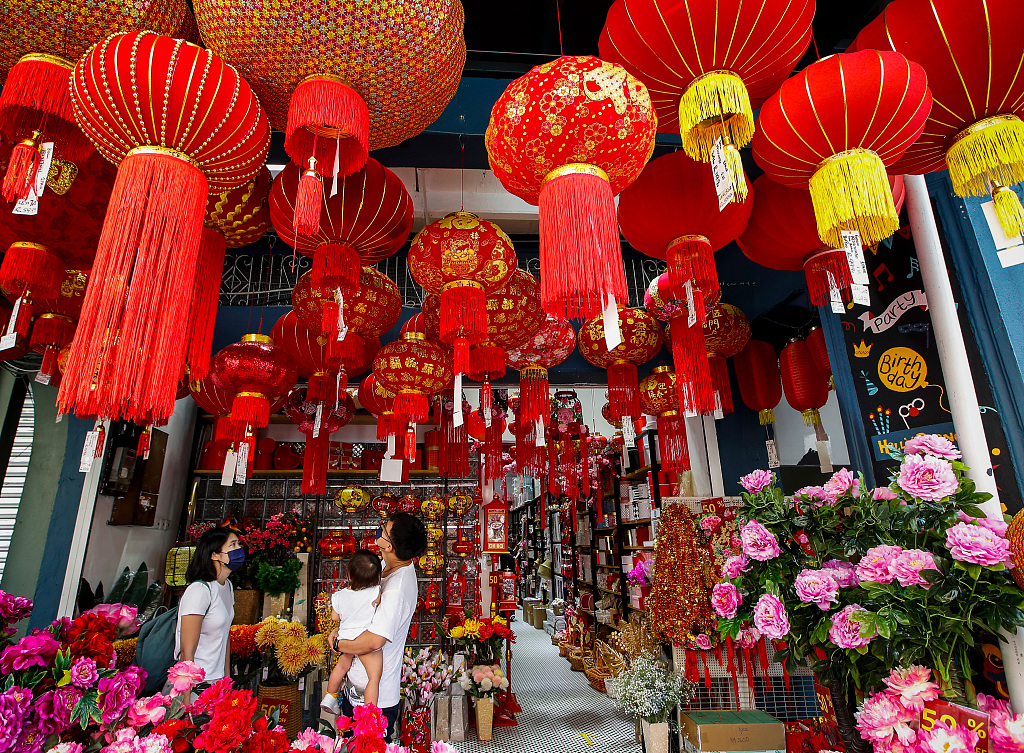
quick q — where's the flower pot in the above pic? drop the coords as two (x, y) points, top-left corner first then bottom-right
(401, 703), (433, 753)
(232, 589), (263, 625)
(604, 676), (621, 700)
(475, 697), (494, 741)
(257, 683), (302, 738)
(641, 719), (669, 753)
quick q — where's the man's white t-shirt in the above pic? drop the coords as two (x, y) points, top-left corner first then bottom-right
(346, 563), (417, 708)
(174, 580), (234, 681)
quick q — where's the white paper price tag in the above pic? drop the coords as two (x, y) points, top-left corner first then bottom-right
(386, 434), (397, 459)
(313, 403), (323, 438)
(534, 418), (545, 447)
(262, 667), (269, 680)
(710, 137), (734, 211)
(851, 283), (871, 306)
(829, 278), (845, 314)
(713, 391), (724, 420)
(453, 373), (464, 428)
(79, 431), (100, 473)
(380, 457), (403, 482)
(0, 296), (22, 350)
(34, 142), (54, 198)
(35, 370), (51, 385)
(12, 195), (38, 216)
(330, 137), (340, 198)
(622, 415), (636, 448)
(602, 295), (622, 350)
(841, 230), (869, 285)
(221, 451), (238, 486)
(235, 442), (249, 484)
(766, 439), (781, 469)
(336, 288), (348, 341)
(816, 440), (833, 473)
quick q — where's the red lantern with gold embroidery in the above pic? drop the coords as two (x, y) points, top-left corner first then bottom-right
(639, 366), (689, 474)
(211, 335), (298, 432)
(734, 340), (782, 426)
(61, 31), (270, 424)
(359, 372), (401, 442)
(206, 166), (272, 249)
(753, 50), (931, 249)
(506, 314), (576, 429)
(780, 338), (828, 427)
(285, 386), (356, 495)
(599, 0), (813, 201)
(486, 56), (657, 320)
(702, 304), (750, 415)
(27, 269), (89, 384)
(578, 307), (663, 421)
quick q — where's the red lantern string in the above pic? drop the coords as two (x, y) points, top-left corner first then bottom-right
(607, 361), (641, 419)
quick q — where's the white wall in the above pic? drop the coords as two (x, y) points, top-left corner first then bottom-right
(773, 389), (850, 466)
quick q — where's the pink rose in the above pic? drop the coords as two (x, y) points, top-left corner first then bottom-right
(829, 604), (876, 649)
(721, 554), (748, 580)
(855, 691), (918, 745)
(946, 521), (1013, 567)
(903, 433), (962, 461)
(711, 583), (740, 619)
(740, 470), (774, 494)
(873, 486), (899, 501)
(736, 627), (761, 650)
(856, 545), (903, 584)
(740, 520), (781, 561)
(915, 719), (978, 753)
(695, 634), (712, 650)
(883, 665), (940, 712)
(891, 549), (939, 588)
(823, 468), (859, 498)
(165, 661), (205, 696)
(127, 695), (169, 726)
(822, 559), (859, 588)
(897, 453), (959, 501)
(138, 734), (173, 753)
(796, 485), (835, 506)
(794, 569), (840, 610)
(752, 594), (790, 639)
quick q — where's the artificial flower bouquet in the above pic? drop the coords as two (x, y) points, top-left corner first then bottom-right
(457, 664), (509, 700)
(254, 615), (327, 686)
(626, 559), (653, 588)
(614, 652), (694, 725)
(229, 623), (263, 681)
(401, 647), (453, 707)
(243, 513), (303, 597)
(445, 613), (515, 663)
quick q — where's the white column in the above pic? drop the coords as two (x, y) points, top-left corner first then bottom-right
(684, 416), (713, 496)
(905, 173), (1024, 708)
(703, 415), (725, 498)
(480, 481), (493, 618)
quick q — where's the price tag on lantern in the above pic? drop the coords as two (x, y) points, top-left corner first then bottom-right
(766, 439), (781, 468)
(0, 295), (23, 351)
(710, 137), (734, 210)
(622, 415), (636, 448)
(851, 282), (871, 306)
(829, 280), (845, 314)
(79, 431), (100, 473)
(312, 404), (323, 439)
(221, 451), (238, 486)
(841, 229), (870, 286)
(235, 442), (249, 484)
(685, 280), (697, 328)
(12, 142), (54, 216)
(380, 457), (403, 483)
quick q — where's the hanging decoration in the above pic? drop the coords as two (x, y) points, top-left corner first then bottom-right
(702, 304), (750, 415)
(205, 166), (273, 249)
(434, 389), (472, 479)
(854, 0), (1024, 237)
(618, 151), (752, 300)
(599, 0), (813, 201)
(780, 338), (829, 429)
(547, 390), (590, 502)
(358, 373), (399, 443)
(210, 334), (298, 443)
(805, 326), (833, 390)
(60, 31), (270, 424)
(752, 50), (931, 249)
(736, 174), (906, 306)
(486, 56), (657, 323)
(25, 269), (90, 386)
(638, 366), (690, 475)
(284, 386), (356, 495)
(733, 340), (782, 427)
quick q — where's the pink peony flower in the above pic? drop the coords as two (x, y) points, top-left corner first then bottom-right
(740, 470), (774, 494)
(700, 515), (722, 532)
(696, 634), (712, 650)
(293, 728), (336, 752)
(127, 695), (170, 727)
(873, 486), (899, 501)
(856, 545), (903, 584)
(752, 594), (790, 639)
(352, 703), (388, 737)
(431, 743), (459, 753)
(97, 671), (140, 724)
(855, 691), (918, 745)
(165, 661), (205, 696)
(85, 604), (141, 636)
(796, 485), (836, 506)
(740, 520), (781, 561)
(52, 745), (84, 753)
(945, 521), (1013, 567)
(794, 569), (840, 610)
(138, 735), (172, 753)
(0, 632), (59, 674)
(822, 559), (860, 588)
(829, 604), (877, 649)
(904, 433), (962, 460)
(824, 468), (860, 498)
(897, 453), (959, 501)
(988, 706), (1024, 753)
(711, 583), (740, 619)
(68, 656), (98, 689)
(736, 627), (761, 649)
(958, 511), (1010, 537)
(883, 666), (940, 711)
(915, 719), (978, 753)
(721, 554), (748, 580)
(891, 549), (940, 588)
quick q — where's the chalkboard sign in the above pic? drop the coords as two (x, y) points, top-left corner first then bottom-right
(835, 225), (1021, 513)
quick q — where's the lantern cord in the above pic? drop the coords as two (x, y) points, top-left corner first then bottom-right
(555, 0), (564, 56)
(460, 134), (465, 211)
(811, 34), (821, 61)
(257, 234), (275, 334)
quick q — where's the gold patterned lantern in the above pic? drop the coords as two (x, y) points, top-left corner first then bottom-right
(448, 493), (475, 517)
(702, 304), (750, 415)
(421, 495), (446, 521)
(418, 549), (445, 576)
(334, 485), (369, 514)
(425, 524), (445, 547)
(1008, 510), (1024, 590)
(164, 543), (196, 587)
(639, 366), (690, 474)
(372, 332), (454, 444)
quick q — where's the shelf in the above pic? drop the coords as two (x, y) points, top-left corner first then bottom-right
(625, 606), (646, 614)
(621, 518), (652, 527)
(603, 491), (617, 500)
(193, 469), (471, 478)
(597, 587), (621, 597)
(594, 526), (617, 534)
(595, 564), (620, 570)
(622, 545), (654, 551)
(624, 465), (652, 481)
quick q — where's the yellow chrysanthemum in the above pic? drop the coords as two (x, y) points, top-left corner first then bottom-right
(305, 637), (326, 666)
(278, 646), (309, 676)
(492, 616), (507, 627)
(255, 619), (284, 649)
(282, 621), (306, 641)
(449, 626), (466, 639)
(462, 619), (482, 638)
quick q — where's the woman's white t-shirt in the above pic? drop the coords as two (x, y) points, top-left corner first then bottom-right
(331, 585), (380, 640)
(174, 580), (234, 681)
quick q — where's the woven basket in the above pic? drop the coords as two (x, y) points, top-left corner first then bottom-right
(558, 640), (570, 657)
(550, 634), (560, 646)
(584, 650), (612, 692)
(568, 646), (587, 672)
(257, 683), (302, 738)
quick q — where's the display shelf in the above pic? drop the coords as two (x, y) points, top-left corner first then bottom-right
(193, 468), (451, 478)
(603, 491), (617, 500)
(623, 545), (655, 551)
(595, 563), (620, 570)
(621, 518), (651, 527)
(597, 586), (621, 597)
(624, 465), (651, 481)
(594, 526), (617, 534)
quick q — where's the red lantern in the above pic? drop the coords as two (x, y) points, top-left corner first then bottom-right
(211, 335), (298, 432)
(27, 269), (89, 384)
(854, 0), (1024, 237)
(292, 267), (401, 343)
(284, 386), (355, 495)
(486, 56), (657, 320)
(358, 373), (400, 442)
(618, 151), (752, 300)
(805, 327), (832, 390)
(780, 338), (828, 427)
(601, 401), (622, 430)
(578, 307), (663, 420)
(599, 0), (813, 201)
(733, 340), (782, 426)
(371, 491), (398, 518)
(61, 31), (270, 423)
(752, 50), (931, 248)
(506, 313), (576, 438)
(206, 166), (272, 249)
(736, 174), (906, 306)
(702, 304), (750, 415)
(638, 366), (690, 474)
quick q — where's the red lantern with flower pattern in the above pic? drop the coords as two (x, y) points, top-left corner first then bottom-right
(639, 366), (689, 474)
(702, 304), (750, 415)
(211, 335), (298, 434)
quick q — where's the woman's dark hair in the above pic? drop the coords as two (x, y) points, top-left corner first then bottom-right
(387, 512), (428, 561)
(186, 526), (236, 583)
(348, 549), (383, 590)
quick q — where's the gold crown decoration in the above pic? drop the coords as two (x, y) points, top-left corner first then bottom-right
(854, 340), (874, 358)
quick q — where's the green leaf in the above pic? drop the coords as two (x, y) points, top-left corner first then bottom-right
(106, 566), (132, 603)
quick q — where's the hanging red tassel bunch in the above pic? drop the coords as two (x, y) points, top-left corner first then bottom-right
(26, 269), (89, 386)
(284, 386), (355, 495)
(639, 366), (691, 474)
(702, 303), (751, 415)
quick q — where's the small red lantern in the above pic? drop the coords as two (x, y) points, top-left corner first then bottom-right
(734, 340), (782, 426)
(601, 401), (623, 430)
(371, 492), (397, 518)
(482, 497), (509, 555)
(358, 373), (400, 442)
(639, 366), (690, 474)
(373, 332), (453, 427)
(702, 304), (750, 415)
(26, 269), (89, 385)
(211, 335), (298, 432)
(780, 338), (829, 427)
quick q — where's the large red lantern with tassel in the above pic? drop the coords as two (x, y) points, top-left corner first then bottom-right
(578, 307), (663, 421)
(753, 50), (931, 249)
(639, 366), (690, 474)
(780, 338), (829, 427)
(211, 335), (298, 432)
(618, 151), (752, 301)
(506, 314), (576, 429)
(599, 0), (813, 202)
(373, 333), (453, 426)
(734, 340), (782, 426)
(285, 386), (355, 495)
(736, 174), (906, 306)
(292, 267), (401, 342)
(702, 304), (750, 415)
(486, 56), (657, 320)
(854, 0), (1024, 237)
(25, 269), (89, 385)
(60, 31), (270, 424)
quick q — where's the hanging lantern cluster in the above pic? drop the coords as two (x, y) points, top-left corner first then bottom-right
(702, 304), (751, 415)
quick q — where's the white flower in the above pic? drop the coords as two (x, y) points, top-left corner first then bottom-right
(481, 678), (493, 690)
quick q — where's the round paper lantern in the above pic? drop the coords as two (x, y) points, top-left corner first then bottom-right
(753, 50), (931, 249)
(736, 174), (907, 306)
(284, 386), (355, 495)
(638, 366), (689, 474)
(805, 326), (832, 389)
(854, 0), (1024, 237)
(373, 332), (454, 427)
(599, 0), (813, 200)
(702, 303), (750, 414)
(486, 55), (657, 320)
(506, 314), (576, 428)
(27, 269), (89, 384)
(578, 307), (663, 420)
(780, 338), (828, 426)
(61, 31), (271, 424)
(292, 267), (401, 342)
(733, 340), (782, 425)
(619, 150), (752, 299)
(211, 335), (298, 433)
(601, 400), (622, 430)
(358, 372), (401, 442)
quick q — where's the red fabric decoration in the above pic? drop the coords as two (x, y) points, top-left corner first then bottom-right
(26, 269), (89, 383)
(703, 303), (750, 415)
(506, 314), (576, 428)
(733, 340), (782, 425)
(780, 338), (829, 426)
(578, 307), (663, 420)
(285, 76), (369, 182)
(805, 327), (832, 388)
(486, 56), (657, 319)
(639, 367), (690, 473)
(372, 333), (453, 424)
(205, 166), (272, 249)
(186, 228), (227, 381)
(437, 390), (469, 479)
(292, 266), (401, 344)
(211, 335), (298, 430)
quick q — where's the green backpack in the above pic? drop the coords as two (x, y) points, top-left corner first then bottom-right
(135, 581), (211, 696)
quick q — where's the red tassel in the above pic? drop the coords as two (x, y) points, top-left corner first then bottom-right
(708, 356), (734, 414)
(285, 76), (369, 179)
(439, 391), (468, 478)
(803, 248), (852, 307)
(607, 361), (641, 419)
(327, 332), (365, 369)
(657, 411), (690, 473)
(232, 393), (270, 429)
(307, 371), (336, 404)
(725, 637), (735, 674)
(57, 149), (207, 424)
(0, 242), (64, 299)
(743, 648), (755, 692)
(321, 299), (339, 337)
(187, 227), (226, 381)
(2, 134), (41, 203)
(440, 283), (486, 350)
(481, 379), (493, 419)
(453, 337), (469, 375)
(700, 650), (712, 692)
(7, 294), (33, 340)
(39, 346), (58, 381)
(519, 365), (549, 427)
(302, 429), (330, 495)
(548, 439), (558, 496)
(483, 416), (503, 484)
(670, 314), (715, 415)
(714, 642), (723, 667)
(517, 420), (544, 477)
(213, 415), (238, 443)
(312, 242), (360, 293)
(294, 158), (323, 237)
(468, 344), (506, 381)
(137, 427), (151, 458)
(377, 410), (402, 441)
(538, 167), (627, 320)
(759, 639), (773, 691)
(580, 431), (591, 497)
(394, 390), (428, 423)
(666, 235), (718, 301)
(405, 425), (417, 462)
(30, 312), (75, 351)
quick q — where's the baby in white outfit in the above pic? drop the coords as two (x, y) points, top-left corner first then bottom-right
(320, 549), (382, 713)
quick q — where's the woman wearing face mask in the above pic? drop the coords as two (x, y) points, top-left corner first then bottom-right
(174, 526), (243, 685)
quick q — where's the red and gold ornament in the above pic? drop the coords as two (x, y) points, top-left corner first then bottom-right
(702, 304), (750, 415)
(639, 366), (690, 474)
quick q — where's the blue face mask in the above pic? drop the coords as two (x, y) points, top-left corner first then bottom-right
(225, 548), (246, 571)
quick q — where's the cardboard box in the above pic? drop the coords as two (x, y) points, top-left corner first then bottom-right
(679, 710), (786, 752)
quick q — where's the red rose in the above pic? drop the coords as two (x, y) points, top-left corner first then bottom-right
(194, 711), (252, 752)
(241, 728), (289, 753)
(69, 632), (114, 667)
(154, 718), (195, 739)
(66, 613), (117, 643)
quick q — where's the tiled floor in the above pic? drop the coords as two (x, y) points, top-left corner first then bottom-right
(454, 611), (641, 753)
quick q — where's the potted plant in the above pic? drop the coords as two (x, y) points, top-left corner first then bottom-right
(243, 512), (302, 617)
(253, 615), (327, 737)
(457, 663), (510, 741)
(445, 612), (515, 664)
(400, 647), (453, 752)
(615, 652), (694, 753)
